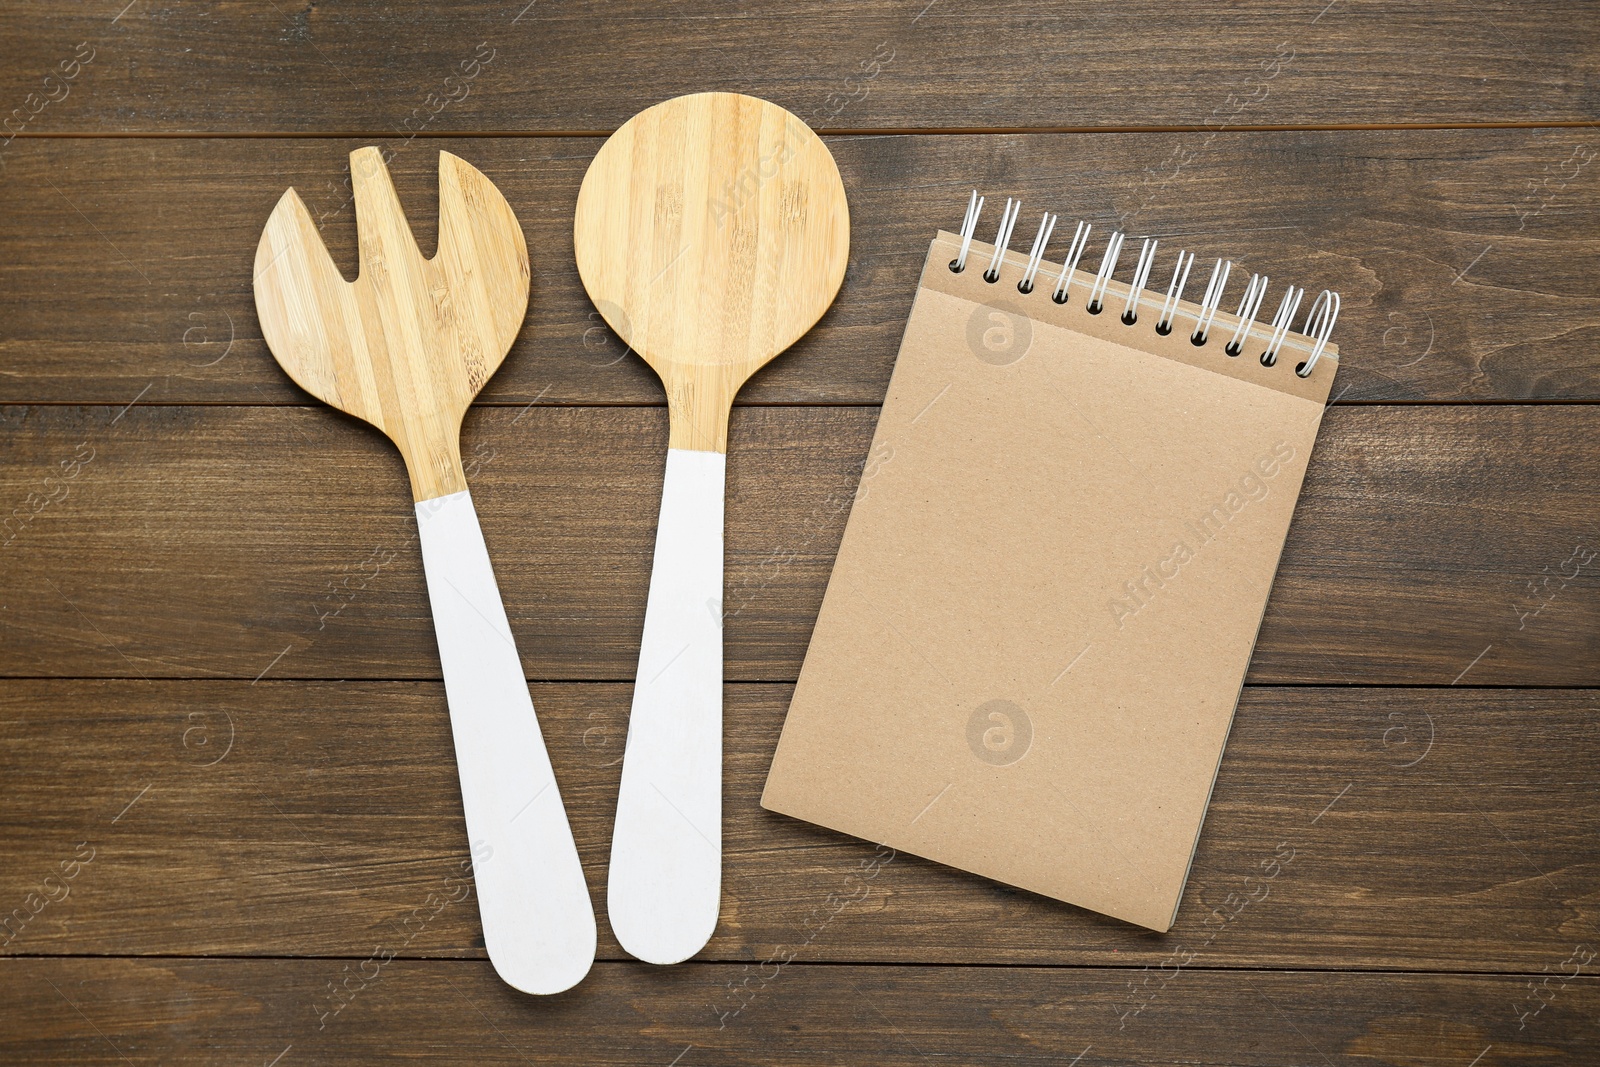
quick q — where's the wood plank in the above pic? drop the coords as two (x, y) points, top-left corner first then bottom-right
(1, 404), (1595, 686)
(2, 681), (1595, 973)
(1, 130), (1597, 405)
(2, 2), (1597, 133)
(1, 957), (1594, 1065)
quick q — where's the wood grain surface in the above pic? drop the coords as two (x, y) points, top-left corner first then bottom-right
(1, 130), (1596, 406)
(2, 958), (1595, 1066)
(1, 404), (1594, 686)
(1, 681), (1594, 974)
(1, 2), (1597, 131)
(3, 0), (1597, 1061)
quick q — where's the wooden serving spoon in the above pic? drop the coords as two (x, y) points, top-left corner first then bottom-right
(253, 147), (596, 994)
(574, 92), (849, 964)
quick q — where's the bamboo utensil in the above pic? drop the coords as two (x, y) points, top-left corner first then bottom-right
(574, 92), (850, 965)
(253, 147), (596, 994)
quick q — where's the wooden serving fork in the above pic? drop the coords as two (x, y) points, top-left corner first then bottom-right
(252, 147), (595, 994)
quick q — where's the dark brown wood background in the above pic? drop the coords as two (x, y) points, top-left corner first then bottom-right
(2, 2), (1597, 1064)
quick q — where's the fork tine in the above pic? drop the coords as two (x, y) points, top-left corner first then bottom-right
(350, 146), (426, 282)
(253, 186), (359, 411)
(437, 151), (531, 378)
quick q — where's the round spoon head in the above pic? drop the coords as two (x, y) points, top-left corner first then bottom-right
(574, 92), (849, 451)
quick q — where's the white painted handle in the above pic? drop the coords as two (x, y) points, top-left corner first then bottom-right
(608, 448), (726, 964)
(415, 490), (596, 994)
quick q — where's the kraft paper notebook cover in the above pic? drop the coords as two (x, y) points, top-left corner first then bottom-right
(761, 197), (1341, 931)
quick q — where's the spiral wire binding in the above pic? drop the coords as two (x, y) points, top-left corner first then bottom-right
(1086, 231), (1125, 313)
(984, 198), (1022, 282)
(951, 195), (1341, 377)
(1121, 238), (1159, 324)
(1051, 221), (1092, 303)
(1224, 272), (1269, 356)
(1299, 290), (1340, 377)
(1260, 286), (1304, 367)
(1019, 213), (1057, 294)
(1156, 250), (1195, 335)
(1190, 259), (1233, 345)
(952, 190), (985, 272)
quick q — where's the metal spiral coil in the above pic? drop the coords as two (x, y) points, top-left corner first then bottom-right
(953, 192), (1340, 378)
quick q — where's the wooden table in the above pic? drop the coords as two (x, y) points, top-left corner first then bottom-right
(2, 4), (1597, 1063)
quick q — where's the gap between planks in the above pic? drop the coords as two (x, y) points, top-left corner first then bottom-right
(0, 678), (1591, 691)
(2, 954), (1595, 980)
(10, 399), (1600, 410)
(6, 120), (1600, 140)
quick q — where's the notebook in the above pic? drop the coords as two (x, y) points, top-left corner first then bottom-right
(761, 195), (1340, 931)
